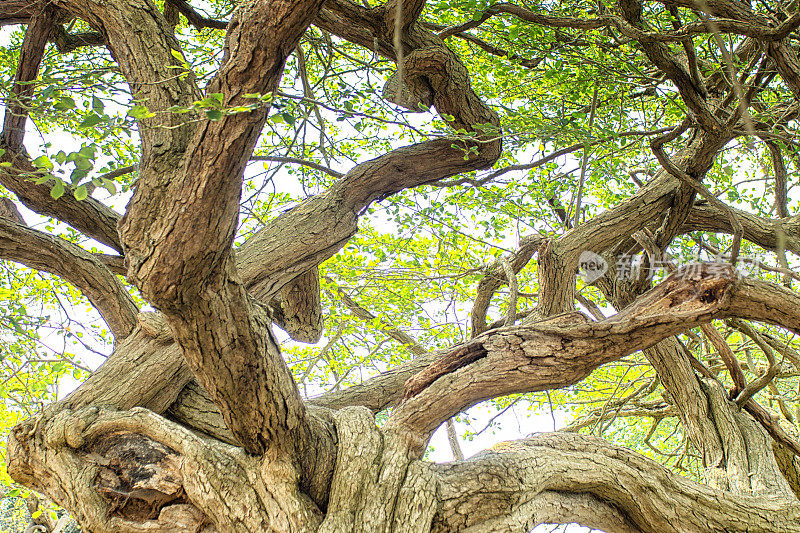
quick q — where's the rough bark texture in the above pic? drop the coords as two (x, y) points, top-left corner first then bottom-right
(4, 0), (800, 531)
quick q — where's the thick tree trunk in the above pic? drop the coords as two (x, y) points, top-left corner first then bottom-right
(4, 0), (800, 531)
(9, 266), (800, 532)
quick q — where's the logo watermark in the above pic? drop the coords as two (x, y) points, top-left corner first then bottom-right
(578, 251), (608, 283)
(578, 251), (762, 283)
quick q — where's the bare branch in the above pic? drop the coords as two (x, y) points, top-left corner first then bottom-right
(0, 218), (137, 339)
(685, 203), (800, 258)
(573, 85), (598, 228)
(51, 26), (104, 53)
(651, 121), (743, 262)
(471, 235), (543, 335)
(250, 155), (343, 178)
(728, 319), (782, 407)
(499, 256), (518, 326)
(700, 322), (746, 391)
(165, 0), (228, 30)
(328, 282), (427, 356)
(766, 141), (790, 219)
(2, 6), (54, 150)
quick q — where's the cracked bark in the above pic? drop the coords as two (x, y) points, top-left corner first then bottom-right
(4, 0), (800, 531)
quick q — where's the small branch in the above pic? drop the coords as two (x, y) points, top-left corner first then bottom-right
(573, 86), (599, 228)
(0, 218), (138, 339)
(470, 235), (543, 335)
(457, 127), (673, 185)
(727, 319), (782, 407)
(165, 0), (228, 30)
(700, 323), (746, 392)
(575, 292), (605, 321)
(250, 155), (343, 179)
(446, 418), (464, 460)
(97, 164), (137, 183)
(499, 256), (518, 326)
(666, 5), (706, 98)
(295, 44), (330, 165)
(744, 399), (800, 457)
(327, 281), (427, 356)
(766, 141), (790, 219)
(2, 7), (55, 150)
(298, 325), (345, 385)
(436, 3), (800, 43)
(651, 120), (743, 263)
(51, 26), (104, 53)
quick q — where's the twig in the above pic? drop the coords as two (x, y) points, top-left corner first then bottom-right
(500, 256), (518, 326)
(431, 127), (672, 188)
(165, 0), (228, 30)
(446, 418), (464, 460)
(326, 280), (427, 356)
(728, 319), (782, 407)
(298, 324), (345, 385)
(650, 119), (743, 263)
(573, 86), (598, 228)
(250, 156), (344, 178)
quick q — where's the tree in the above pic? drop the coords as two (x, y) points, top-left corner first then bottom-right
(1, 0), (800, 530)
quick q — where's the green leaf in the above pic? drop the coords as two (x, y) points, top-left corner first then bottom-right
(128, 105), (156, 119)
(79, 145), (96, 158)
(33, 155), (53, 170)
(102, 179), (117, 195)
(205, 109), (223, 121)
(170, 48), (188, 67)
(92, 96), (104, 112)
(53, 96), (75, 111)
(51, 179), (65, 199)
(73, 184), (88, 200)
(79, 113), (103, 128)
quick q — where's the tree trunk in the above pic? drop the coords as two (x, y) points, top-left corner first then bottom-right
(4, 0), (800, 531)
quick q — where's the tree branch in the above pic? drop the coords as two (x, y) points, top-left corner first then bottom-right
(250, 155), (344, 178)
(2, 6), (54, 150)
(767, 141), (790, 219)
(683, 203), (800, 255)
(164, 0), (228, 30)
(389, 263), (800, 443)
(431, 432), (800, 532)
(0, 218), (137, 339)
(0, 146), (123, 253)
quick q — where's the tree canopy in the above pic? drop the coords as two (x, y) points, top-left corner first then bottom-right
(1, 0), (800, 531)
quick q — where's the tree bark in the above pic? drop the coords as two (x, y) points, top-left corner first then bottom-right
(4, 0), (800, 531)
